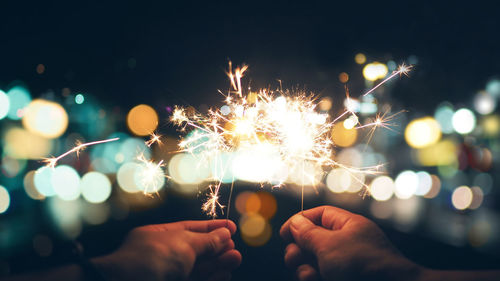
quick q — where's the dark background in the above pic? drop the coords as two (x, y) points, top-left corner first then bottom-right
(1, 1), (500, 280)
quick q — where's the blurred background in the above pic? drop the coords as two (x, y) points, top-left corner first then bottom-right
(1, 1), (500, 280)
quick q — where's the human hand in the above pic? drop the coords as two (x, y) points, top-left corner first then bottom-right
(280, 206), (421, 281)
(94, 220), (241, 281)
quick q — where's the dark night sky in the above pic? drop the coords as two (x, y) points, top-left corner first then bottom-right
(1, 1), (500, 112)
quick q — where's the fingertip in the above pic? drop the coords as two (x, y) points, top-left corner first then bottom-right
(296, 264), (318, 281)
(225, 219), (237, 235)
(212, 227), (232, 242)
(217, 249), (242, 269)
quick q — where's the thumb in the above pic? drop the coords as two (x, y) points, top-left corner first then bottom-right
(188, 227), (232, 256)
(290, 215), (330, 254)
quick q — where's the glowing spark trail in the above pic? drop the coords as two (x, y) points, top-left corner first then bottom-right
(146, 132), (163, 147)
(43, 138), (120, 168)
(171, 62), (411, 217)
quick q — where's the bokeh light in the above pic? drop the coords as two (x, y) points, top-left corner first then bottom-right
(363, 62), (388, 81)
(117, 162), (142, 193)
(370, 176), (395, 201)
(415, 139), (457, 166)
(75, 94), (85, 104)
(469, 186), (484, 210)
(451, 185), (473, 210)
(0, 90), (10, 120)
(51, 165), (81, 201)
(423, 175), (441, 198)
(405, 117), (442, 149)
(486, 79), (500, 98)
(6, 86), (31, 120)
(240, 213), (272, 247)
(81, 172), (112, 203)
(4, 127), (53, 159)
(394, 170), (418, 199)
(0, 185), (11, 214)
(481, 115), (500, 137)
(354, 53), (366, 64)
(326, 168), (364, 193)
(331, 122), (358, 147)
(473, 91), (496, 115)
(34, 166), (56, 196)
(22, 99), (69, 138)
(434, 104), (455, 134)
(452, 108), (476, 134)
(415, 171), (432, 196)
(126, 104), (159, 136)
(23, 170), (45, 200)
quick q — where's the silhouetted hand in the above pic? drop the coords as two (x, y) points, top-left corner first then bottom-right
(280, 206), (420, 281)
(95, 220), (241, 281)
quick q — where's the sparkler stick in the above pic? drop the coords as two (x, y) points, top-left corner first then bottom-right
(171, 62), (411, 217)
(42, 138), (120, 168)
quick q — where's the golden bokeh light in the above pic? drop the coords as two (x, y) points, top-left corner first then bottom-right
(127, 104), (159, 136)
(22, 99), (68, 138)
(240, 213), (272, 247)
(4, 128), (53, 159)
(415, 139), (456, 166)
(338, 72), (349, 83)
(331, 122), (357, 147)
(362, 62), (388, 81)
(405, 117), (442, 149)
(354, 53), (367, 64)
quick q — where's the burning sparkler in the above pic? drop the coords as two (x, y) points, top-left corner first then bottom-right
(42, 138), (120, 168)
(171, 62), (411, 217)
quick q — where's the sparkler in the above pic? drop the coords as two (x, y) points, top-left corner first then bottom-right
(171, 63), (411, 217)
(42, 138), (120, 168)
(146, 132), (163, 147)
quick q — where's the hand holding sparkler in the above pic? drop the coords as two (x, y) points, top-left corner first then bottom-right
(94, 220), (241, 281)
(280, 206), (500, 281)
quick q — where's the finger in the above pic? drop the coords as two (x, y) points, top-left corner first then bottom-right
(284, 243), (307, 269)
(288, 215), (330, 254)
(280, 205), (356, 241)
(147, 220), (237, 234)
(216, 249), (242, 270)
(189, 228), (232, 256)
(296, 264), (319, 281)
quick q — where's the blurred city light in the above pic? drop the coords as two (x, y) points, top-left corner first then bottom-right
(362, 62), (388, 81)
(0, 185), (11, 214)
(126, 104), (159, 136)
(22, 99), (68, 138)
(405, 117), (442, 148)
(370, 176), (395, 201)
(51, 165), (81, 201)
(452, 108), (476, 134)
(0, 90), (10, 120)
(451, 185), (473, 210)
(80, 172), (112, 203)
(6, 86), (31, 120)
(394, 170), (418, 199)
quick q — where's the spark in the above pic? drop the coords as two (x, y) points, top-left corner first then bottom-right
(42, 138), (120, 168)
(146, 132), (163, 147)
(171, 62), (411, 217)
(136, 153), (167, 195)
(363, 63), (413, 97)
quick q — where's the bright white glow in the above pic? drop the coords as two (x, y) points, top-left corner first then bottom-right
(51, 165), (81, 201)
(0, 90), (9, 120)
(394, 170), (418, 199)
(81, 172), (112, 203)
(474, 91), (496, 115)
(415, 171), (432, 196)
(326, 168), (351, 193)
(0, 186), (10, 213)
(370, 176), (395, 201)
(452, 108), (476, 134)
(34, 166), (56, 196)
(117, 162), (141, 193)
